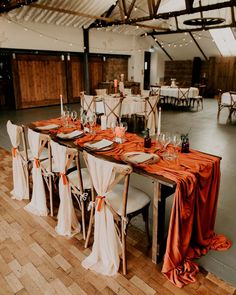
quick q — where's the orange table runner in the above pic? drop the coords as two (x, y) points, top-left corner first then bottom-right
(33, 119), (231, 288)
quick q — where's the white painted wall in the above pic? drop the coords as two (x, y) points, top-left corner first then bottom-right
(150, 51), (167, 85)
(0, 16), (154, 89)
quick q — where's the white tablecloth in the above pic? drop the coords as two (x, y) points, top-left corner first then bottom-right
(160, 87), (199, 98)
(221, 92), (236, 105)
(96, 95), (145, 116)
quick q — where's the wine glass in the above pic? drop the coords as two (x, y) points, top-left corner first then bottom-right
(110, 121), (118, 140)
(88, 113), (97, 134)
(70, 110), (77, 127)
(71, 110), (77, 122)
(62, 109), (70, 127)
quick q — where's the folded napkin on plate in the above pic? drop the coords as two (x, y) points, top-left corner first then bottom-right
(126, 152), (155, 164)
(36, 124), (59, 130)
(57, 130), (83, 139)
(84, 139), (113, 150)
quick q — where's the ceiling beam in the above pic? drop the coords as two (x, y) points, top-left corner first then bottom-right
(153, 0), (161, 15)
(0, 0), (38, 14)
(30, 3), (114, 22)
(151, 36), (173, 61)
(106, 0), (236, 26)
(189, 32), (208, 61)
(147, 0), (154, 16)
(185, 0), (194, 13)
(134, 23), (169, 31)
(146, 23), (236, 36)
(127, 0), (136, 19)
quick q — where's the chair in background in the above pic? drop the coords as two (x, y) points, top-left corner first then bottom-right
(228, 91), (236, 120)
(50, 140), (91, 239)
(176, 87), (190, 107)
(80, 93), (96, 116)
(141, 89), (150, 97)
(123, 88), (132, 96)
(95, 89), (107, 97)
(82, 151), (151, 275)
(190, 86), (204, 110)
(103, 96), (124, 127)
(24, 128), (52, 216)
(217, 90), (236, 120)
(134, 95), (160, 135)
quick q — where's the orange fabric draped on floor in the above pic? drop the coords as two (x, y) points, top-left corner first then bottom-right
(34, 120), (232, 288)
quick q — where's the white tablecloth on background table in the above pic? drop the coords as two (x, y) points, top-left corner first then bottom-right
(160, 87), (199, 98)
(96, 95), (145, 116)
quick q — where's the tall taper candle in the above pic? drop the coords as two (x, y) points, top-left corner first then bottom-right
(157, 107), (161, 136)
(60, 94), (63, 117)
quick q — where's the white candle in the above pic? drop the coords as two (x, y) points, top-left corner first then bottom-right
(101, 115), (107, 130)
(157, 107), (161, 136)
(60, 94), (63, 117)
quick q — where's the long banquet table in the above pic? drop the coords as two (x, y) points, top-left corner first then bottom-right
(30, 117), (231, 288)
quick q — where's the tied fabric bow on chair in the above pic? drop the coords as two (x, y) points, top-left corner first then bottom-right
(96, 196), (105, 212)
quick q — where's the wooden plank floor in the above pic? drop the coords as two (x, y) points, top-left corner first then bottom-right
(0, 147), (235, 295)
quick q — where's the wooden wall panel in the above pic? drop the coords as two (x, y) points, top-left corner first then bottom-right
(207, 57), (236, 96)
(89, 56), (103, 95)
(103, 57), (128, 82)
(12, 54), (67, 109)
(164, 60), (193, 87)
(67, 56), (84, 103)
(10, 51), (130, 109)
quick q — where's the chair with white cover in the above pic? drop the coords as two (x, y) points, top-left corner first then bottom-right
(103, 96), (124, 128)
(6, 120), (29, 200)
(82, 151), (151, 275)
(24, 129), (51, 216)
(80, 93), (96, 116)
(50, 140), (90, 238)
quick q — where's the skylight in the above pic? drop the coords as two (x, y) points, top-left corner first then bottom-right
(209, 28), (236, 56)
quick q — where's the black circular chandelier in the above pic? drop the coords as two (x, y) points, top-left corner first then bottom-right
(183, 17), (225, 26)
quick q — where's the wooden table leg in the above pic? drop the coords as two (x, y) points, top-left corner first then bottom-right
(152, 181), (160, 264)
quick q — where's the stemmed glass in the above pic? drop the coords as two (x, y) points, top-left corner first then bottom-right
(70, 110), (77, 127)
(88, 113), (97, 134)
(110, 121), (118, 140)
(80, 110), (87, 130)
(62, 109), (70, 128)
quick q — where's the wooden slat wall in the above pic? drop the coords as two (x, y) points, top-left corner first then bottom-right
(207, 56), (236, 96)
(10, 52), (129, 109)
(89, 56), (103, 95)
(12, 54), (67, 109)
(67, 56), (84, 103)
(103, 57), (128, 82)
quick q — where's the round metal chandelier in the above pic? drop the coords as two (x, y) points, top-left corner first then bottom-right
(183, 17), (225, 26)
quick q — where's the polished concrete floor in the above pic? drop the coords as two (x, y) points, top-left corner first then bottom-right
(0, 98), (236, 287)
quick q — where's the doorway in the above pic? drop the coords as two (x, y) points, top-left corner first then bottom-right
(143, 51), (151, 90)
(0, 55), (15, 110)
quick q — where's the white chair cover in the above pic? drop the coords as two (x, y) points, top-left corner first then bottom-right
(6, 120), (28, 200)
(82, 154), (122, 276)
(24, 129), (48, 216)
(146, 96), (159, 136)
(51, 141), (81, 237)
